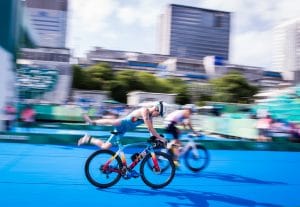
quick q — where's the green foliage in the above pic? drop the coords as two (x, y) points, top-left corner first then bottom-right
(173, 86), (190, 105)
(156, 79), (173, 92)
(71, 64), (258, 104)
(71, 63), (114, 90)
(111, 70), (188, 103)
(71, 65), (83, 89)
(115, 70), (145, 91)
(210, 71), (259, 103)
(109, 80), (129, 103)
(85, 63), (114, 81)
(164, 78), (191, 104)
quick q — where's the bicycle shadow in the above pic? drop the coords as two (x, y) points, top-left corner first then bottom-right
(109, 187), (283, 207)
(175, 171), (287, 185)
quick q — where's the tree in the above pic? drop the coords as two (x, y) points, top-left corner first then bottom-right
(165, 78), (191, 104)
(71, 64), (192, 104)
(115, 70), (144, 91)
(174, 86), (190, 105)
(210, 71), (259, 103)
(71, 63), (114, 90)
(71, 65), (83, 89)
(71, 65), (96, 89)
(85, 63), (114, 81)
(110, 80), (129, 103)
(85, 63), (114, 91)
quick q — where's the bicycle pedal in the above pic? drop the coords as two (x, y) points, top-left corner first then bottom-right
(122, 174), (131, 180)
(130, 170), (140, 178)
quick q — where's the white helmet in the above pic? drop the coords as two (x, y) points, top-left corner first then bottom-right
(182, 104), (197, 113)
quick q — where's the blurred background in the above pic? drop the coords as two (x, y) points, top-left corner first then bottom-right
(1, 0), (300, 147)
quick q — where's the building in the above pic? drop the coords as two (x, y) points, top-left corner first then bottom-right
(272, 18), (300, 83)
(82, 47), (170, 74)
(25, 0), (68, 48)
(157, 4), (231, 60)
(18, 47), (71, 104)
(18, 0), (71, 104)
(82, 47), (210, 82)
(160, 57), (208, 82)
(82, 47), (286, 89)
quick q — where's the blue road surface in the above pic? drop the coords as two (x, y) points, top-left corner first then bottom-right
(1, 142), (300, 207)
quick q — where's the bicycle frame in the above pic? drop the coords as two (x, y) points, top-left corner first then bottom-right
(84, 130), (176, 189)
(165, 132), (203, 159)
(178, 136), (198, 157)
(102, 137), (161, 174)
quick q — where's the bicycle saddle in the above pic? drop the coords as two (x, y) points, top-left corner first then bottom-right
(111, 131), (121, 135)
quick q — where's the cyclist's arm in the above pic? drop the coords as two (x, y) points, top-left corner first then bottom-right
(186, 120), (200, 136)
(183, 111), (198, 134)
(186, 120), (196, 133)
(141, 108), (166, 142)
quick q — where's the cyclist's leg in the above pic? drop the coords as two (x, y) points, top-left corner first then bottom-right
(166, 123), (181, 164)
(77, 134), (103, 147)
(78, 133), (115, 149)
(78, 134), (92, 146)
(94, 118), (121, 126)
(102, 132), (122, 149)
(166, 122), (180, 140)
(78, 118), (122, 147)
(83, 113), (122, 126)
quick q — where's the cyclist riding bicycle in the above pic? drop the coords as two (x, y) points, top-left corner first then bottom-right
(78, 101), (167, 149)
(164, 104), (200, 166)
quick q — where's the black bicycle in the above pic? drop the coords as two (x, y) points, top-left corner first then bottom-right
(84, 132), (176, 189)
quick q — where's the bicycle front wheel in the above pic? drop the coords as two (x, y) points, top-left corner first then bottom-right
(184, 144), (210, 172)
(140, 151), (175, 189)
(85, 150), (122, 188)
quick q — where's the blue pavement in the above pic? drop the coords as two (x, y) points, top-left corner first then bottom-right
(0, 142), (300, 207)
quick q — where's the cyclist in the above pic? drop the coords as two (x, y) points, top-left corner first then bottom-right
(164, 104), (199, 166)
(77, 101), (167, 149)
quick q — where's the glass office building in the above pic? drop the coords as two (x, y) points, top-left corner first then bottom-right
(158, 4), (230, 60)
(25, 0), (68, 48)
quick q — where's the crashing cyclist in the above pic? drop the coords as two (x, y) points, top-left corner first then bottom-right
(164, 104), (200, 166)
(78, 101), (167, 149)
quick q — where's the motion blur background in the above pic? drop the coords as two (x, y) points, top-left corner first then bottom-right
(1, 0), (300, 148)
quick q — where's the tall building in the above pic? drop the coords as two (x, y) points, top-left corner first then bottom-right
(25, 0), (68, 48)
(157, 4), (231, 60)
(18, 0), (71, 104)
(272, 18), (300, 82)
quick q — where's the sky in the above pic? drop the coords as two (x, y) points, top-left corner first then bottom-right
(66, 0), (300, 69)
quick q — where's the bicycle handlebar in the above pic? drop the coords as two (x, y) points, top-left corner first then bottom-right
(147, 136), (167, 148)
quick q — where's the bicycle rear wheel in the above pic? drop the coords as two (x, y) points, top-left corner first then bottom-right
(184, 144), (209, 172)
(85, 150), (122, 188)
(140, 151), (175, 189)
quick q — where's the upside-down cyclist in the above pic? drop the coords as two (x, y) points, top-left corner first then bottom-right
(78, 101), (167, 149)
(164, 104), (200, 166)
